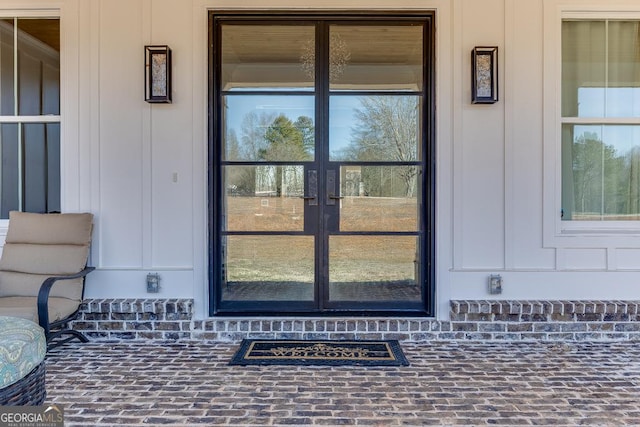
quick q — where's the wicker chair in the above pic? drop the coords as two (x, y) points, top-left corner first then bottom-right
(0, 211), (94, 350)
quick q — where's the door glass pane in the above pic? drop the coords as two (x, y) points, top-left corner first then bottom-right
(17, 19), (60, 115)
(222, 235), (314, 301)
(340, 166), (420, 232)
(329, 235), (421, 302)
(221, 25), (315, 91)
(329, 25), (423, 91)
(329, 95), (420, 161)
(224, 95), (315, 161)
(224, 165), (305, 232)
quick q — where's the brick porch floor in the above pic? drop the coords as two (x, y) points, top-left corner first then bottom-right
(45, 340), (640, 426)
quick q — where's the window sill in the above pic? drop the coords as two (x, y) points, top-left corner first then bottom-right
(545, 223), (640, 248)
(561, 219), (640, 234)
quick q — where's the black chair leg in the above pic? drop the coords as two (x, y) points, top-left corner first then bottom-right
(46, 329), (89, 351)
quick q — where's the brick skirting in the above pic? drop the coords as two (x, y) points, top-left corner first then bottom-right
(72, 299), (195, 340)
(70, 299), (640, 341)
(450, 300), (640, 340)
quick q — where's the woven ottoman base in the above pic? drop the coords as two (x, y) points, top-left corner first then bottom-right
(0, 316), (47, 406)
(0, 361), (46, 406)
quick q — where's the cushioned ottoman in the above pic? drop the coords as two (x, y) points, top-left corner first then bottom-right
(0, 316), (47, 405)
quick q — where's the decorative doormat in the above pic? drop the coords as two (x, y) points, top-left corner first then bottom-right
(229, 339), (410, 366)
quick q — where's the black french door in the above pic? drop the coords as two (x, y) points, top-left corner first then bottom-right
(209, 13), (435, 315)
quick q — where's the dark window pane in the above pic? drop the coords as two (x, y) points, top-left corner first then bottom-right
(0, 123), (18, 217)
(17, 19), (59, 52)
(23, 123), (47, 212)
(0, 20), (15, 115)
(17, 19), (60, 115)
(0, 123), (61, 217)
(46, 123), (60, 212)
(0, 18), (61, 218)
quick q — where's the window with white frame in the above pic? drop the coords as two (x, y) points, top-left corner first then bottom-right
(0, 17), (60, 219)
(561, 19), (640, 222)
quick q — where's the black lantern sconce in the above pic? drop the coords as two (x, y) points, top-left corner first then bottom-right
(471, 46), (498, 104)
(145, 45), (172, 103)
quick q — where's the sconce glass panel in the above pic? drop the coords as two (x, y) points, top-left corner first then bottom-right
(145, 45), (172, 103)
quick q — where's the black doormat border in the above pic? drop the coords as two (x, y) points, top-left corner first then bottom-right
(229, 339), (410, 366)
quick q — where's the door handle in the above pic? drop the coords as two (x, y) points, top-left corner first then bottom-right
(299, 169), (318, 206)
(326, 170), (342, 205)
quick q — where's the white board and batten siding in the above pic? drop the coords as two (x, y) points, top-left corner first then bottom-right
(0, 0), (638, 320)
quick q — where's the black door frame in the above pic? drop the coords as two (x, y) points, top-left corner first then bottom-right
(208, 11), (436, 317)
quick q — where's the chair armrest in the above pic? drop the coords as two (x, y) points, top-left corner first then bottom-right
(37, 267), (95, 336)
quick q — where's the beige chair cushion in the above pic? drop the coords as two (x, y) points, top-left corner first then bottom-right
(0, 296), (80, 323)
(0, 271), (83, 300)
(5, 211), (93, 245)
(0, 211), (93, 301)
(0, 244), (89, 276)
